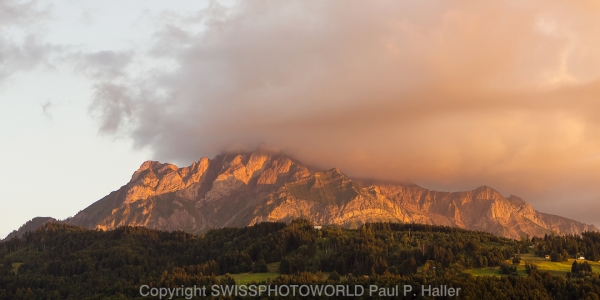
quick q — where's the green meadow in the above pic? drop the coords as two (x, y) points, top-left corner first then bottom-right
(217, 262), (338, 284)
(466, 253), (600, 277)
(217, 262), (285, 284)
(222, 253), (600, 284)
(0, 263), (23, 274)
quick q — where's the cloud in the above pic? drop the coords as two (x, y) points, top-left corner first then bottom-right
(74, 50), (134, 80)
(89, 1), (600, 224)
(0, 0), (56, 85)
(0, 0), (50, 27)
(0, 34), (58, 81)
(89, 82), (138, 133)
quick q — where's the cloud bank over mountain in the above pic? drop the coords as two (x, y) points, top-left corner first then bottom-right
(85, 1), (600, 225)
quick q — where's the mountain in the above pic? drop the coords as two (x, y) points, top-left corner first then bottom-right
(60, 149), (598, 239)
(3, 217), (57, 241)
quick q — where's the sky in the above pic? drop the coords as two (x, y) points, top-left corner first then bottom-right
(2, 0), (600, 238)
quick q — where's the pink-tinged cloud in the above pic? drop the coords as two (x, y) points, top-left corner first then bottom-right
(89, 1), (600, 225)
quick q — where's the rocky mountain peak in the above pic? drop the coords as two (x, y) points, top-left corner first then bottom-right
(60, 149), (598, 239)
(130, 161), (157, 182)
(472, 185), (502, 200)
(507, 194), (527, 205)
(327, 167), (342, 175)
(137, 160), (161, 171)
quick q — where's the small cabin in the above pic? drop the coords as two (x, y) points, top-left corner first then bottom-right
(314, 226), (322, 230)
(578, 256), (585, 260)
(545, 255), (550, 259)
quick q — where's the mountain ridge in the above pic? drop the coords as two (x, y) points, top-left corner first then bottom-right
(5, 149), (598, 240)
(3, 217), (57, 241)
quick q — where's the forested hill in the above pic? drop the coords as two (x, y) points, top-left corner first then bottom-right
(2, 220), (600, 299)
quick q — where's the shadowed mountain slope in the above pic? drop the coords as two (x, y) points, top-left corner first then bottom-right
(3, 217), (57, 241)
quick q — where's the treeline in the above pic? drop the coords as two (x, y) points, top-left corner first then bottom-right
(279, 222), (519, 276)
(266, 269), (600, 300)
(1, 220), (600, 299)
(532, 232), (600, 261)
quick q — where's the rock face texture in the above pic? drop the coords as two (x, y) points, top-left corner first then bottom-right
(65, 150), (597, 239)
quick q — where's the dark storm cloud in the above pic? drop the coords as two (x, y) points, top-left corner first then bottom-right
(89, 1), (600, 225)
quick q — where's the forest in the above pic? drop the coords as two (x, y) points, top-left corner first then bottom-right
(2, 220), (600, 299)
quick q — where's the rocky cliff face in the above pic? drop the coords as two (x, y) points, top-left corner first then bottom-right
(65, 150), (598, 239)
(67, 150), (311, 233)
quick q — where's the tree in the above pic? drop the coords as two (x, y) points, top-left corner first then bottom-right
(252, 259), (268, 273)
(279, 257), (291, 274)
(572, 260), (580, 273)
(327, 270), (340, 281)
(524, 261), (538, 275)
(404, 258), (417, 275)
(512, 256), (521, 265)
(499, 262), (517, 275)
(581, 261), (593, 273)
(561, 249), (569, 262)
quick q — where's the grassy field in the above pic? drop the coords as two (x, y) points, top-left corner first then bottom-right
(0, 262), (24, 274)
(467, 267), (527, 277)
(218, 253), (600, 283)
(12, 262), (22, 274)
(217, 262), (335, 284)
(217, 262), (285, 284)
(466, 253), (600, 277)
